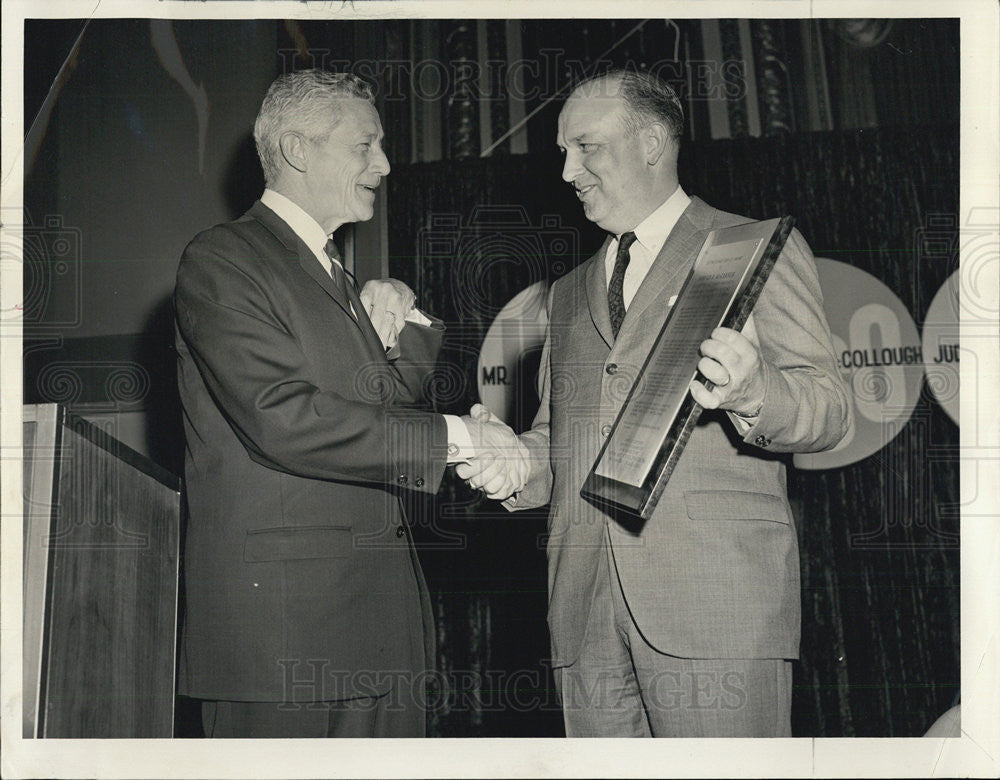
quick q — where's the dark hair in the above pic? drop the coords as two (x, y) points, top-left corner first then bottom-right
(573, 68), (684, 140)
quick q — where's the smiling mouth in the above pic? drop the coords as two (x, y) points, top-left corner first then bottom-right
(358, 184), (378, 195)
(575, 184), (596, 199)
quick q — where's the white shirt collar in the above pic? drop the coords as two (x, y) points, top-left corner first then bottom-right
(604, 186), (692, 308)
(260, 188), (335, 267)
(624, 185), (691, 258)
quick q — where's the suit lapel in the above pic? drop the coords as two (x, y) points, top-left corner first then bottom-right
(247, 201), (386, 359)
(585, 235), (615, 348)
(619, 197), (715, 332)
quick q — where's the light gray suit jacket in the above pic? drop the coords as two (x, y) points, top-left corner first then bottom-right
(508, 196), (851, 668)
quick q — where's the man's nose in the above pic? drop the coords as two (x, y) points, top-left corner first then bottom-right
(561, 151), (582, 184)
(371, 145), (391, 176)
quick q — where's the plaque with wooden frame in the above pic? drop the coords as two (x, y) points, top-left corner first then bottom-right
(581, 216), (795, 519)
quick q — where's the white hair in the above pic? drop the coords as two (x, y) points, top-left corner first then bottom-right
(253, 69), (375, 185)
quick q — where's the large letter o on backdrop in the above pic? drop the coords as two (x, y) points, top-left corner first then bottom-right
(794, 259), (924, 470)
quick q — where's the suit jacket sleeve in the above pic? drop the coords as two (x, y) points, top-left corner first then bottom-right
(175, 229), (448, 492)
(734, 227), (853, 452)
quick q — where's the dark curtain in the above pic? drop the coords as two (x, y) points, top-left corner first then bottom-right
(388, 124), (959, 737)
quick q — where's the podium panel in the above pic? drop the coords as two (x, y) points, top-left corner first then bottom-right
(23, 404), (181, 738)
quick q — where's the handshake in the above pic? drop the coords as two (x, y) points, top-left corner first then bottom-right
(457, 404), (529, 501)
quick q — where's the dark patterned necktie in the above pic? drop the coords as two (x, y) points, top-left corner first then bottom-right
(608, 231), (637, 338)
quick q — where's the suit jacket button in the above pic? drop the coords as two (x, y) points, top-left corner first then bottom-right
(396, 525), (406, 538)
(601, 423), (612, 437)
(397, 475), (408, 485)
(415, 477), (425, 488)
(605, 363), (618, 375)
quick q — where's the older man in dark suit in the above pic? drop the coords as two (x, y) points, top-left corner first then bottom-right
(175, 69), (524, 738)
(460, 70), (851, 737)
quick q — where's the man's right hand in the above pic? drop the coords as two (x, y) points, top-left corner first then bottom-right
(456, 404), (529, 501)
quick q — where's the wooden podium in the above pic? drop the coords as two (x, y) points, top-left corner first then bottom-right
(22, 404), (182, 738)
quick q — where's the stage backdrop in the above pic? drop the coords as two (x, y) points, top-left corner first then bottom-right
(388, 123), (960, 737)
(21, 18), (960, 738)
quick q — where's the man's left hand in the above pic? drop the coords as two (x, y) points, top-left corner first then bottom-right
(689, 327), (766, 414)
(360, 279), (416, 350)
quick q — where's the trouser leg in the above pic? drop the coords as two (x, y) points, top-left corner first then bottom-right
(555, 547), (651, 737)
(604, 532), (793, 737)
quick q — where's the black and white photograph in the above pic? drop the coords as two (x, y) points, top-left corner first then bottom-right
(2, 0), (997, 777)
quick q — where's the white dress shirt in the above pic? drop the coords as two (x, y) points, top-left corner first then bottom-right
(604, 185), (691, 308)
(261, 189), (337, 274)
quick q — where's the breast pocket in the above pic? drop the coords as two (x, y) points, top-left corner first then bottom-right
(684, 490), (791, 525)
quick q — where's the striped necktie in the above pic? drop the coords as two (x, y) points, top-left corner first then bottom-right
(323, 238), (351, 301)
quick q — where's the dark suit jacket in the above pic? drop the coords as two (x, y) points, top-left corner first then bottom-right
(509, 197), (852, 668)
(174, 201), (449, 702)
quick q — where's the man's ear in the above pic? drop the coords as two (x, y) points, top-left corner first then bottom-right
(279, 131), (308, 173)
(644, 122), (671, 166)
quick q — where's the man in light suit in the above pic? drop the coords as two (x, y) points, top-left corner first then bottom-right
(175, 69), (522, 738)
(460, 70), (852, 737)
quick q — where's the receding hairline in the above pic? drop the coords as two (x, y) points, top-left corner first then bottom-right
(561, 77), (629, 116)
(559, 79), (632, 135)
(565, 71), (683, 141)
(568, 72), (626, 100)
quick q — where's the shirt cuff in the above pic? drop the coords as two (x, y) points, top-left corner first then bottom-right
(727, 410), (757, 434)
(444, 414), (476, 463)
